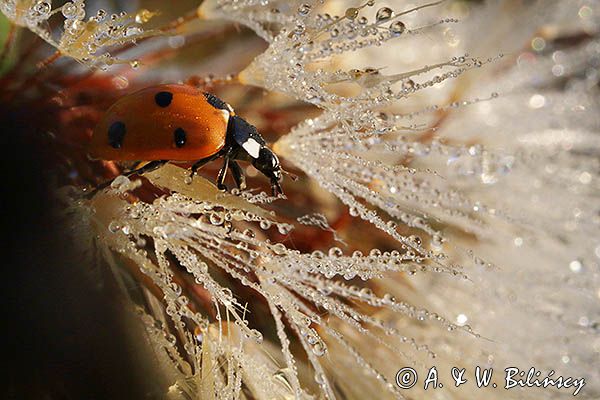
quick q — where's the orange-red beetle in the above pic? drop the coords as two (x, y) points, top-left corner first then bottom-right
(90, 84), (283, 195)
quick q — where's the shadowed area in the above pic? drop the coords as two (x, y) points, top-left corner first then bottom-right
(1, 112), (166, 399)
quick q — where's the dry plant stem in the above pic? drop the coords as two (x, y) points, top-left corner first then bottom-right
(186, 74), (240, 90)
(4, 50), (62, 102)
(0, 22), (15, 63)
(129, 28), (235, 73)
(36, 49), (61, 69)
(0, 32), (45, 87)
(95, 188), (218, 313)
(159, 8), (201, 34)
(95, 7), (201, 61)
(49, 26), (236, 103)
(7, 7), (200, 101)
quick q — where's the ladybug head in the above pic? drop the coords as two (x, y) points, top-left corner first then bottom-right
(252, 147), (283, 195)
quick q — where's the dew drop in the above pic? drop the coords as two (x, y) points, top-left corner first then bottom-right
(250, 329), (263, 344)
(432, 234), (444, 248)
(390, 21), (406, 36)
(277, 224), (292, 234)
(409, 235), (422, 246)
(33, 1), (51, 16)
(345, 7), (359, 19)
(383, 293), (396, 304)
(108, 221), (121, 233)
(369, 248), (382, 257)
(315, 372), (327, 385)
(402, 78), (415, 90)
(136, 237), (147, 248)
(312, 250), (325, 258)
(298, 4), (311, 16)
(259, 220), (271, 230)
(328, 247), (343, 257)
(110, 175), (131, 191)
(62, 3), (78, 18)
(273, 243), (287, 255)
(311, 340), (327, 356)
(135, 9), (154, 23)
(209, 213), (224, 226)
(125, 26), (142, 36)
(376, 7), (393, 22)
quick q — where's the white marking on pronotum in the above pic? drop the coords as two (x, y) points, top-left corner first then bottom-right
(219, 109), (230, 125)
(242, 138), (261, 158)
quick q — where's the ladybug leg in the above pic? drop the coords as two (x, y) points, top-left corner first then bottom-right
(229, 161), (246, 190)
(189, 152), (222, 179)
(87, 160), (167, 198)
(124, 160), (168, 178)
(216, 157), (230, 191)
(271, 179), (283, 197)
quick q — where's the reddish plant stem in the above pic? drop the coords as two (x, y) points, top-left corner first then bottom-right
(0, 23), (16, 64)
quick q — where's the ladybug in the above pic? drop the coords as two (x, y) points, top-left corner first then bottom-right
(89, 84), (283, 195)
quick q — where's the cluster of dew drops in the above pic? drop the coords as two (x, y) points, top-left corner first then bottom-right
(294, 1), (409, 38)
(2, 0), (156, 67)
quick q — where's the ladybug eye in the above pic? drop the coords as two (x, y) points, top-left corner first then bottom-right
(174, 127), (187, 148)
(108, 121), (126, 149)
(155, 91), (173, 107)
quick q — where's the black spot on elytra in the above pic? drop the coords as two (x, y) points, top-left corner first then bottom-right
(154, 91), (173, 107)
(174, 128), (187, 148)
(108, 121), (126, 149)
(203, 92), (230, 111)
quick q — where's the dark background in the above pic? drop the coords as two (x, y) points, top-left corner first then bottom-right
(1, 115), (164, 399)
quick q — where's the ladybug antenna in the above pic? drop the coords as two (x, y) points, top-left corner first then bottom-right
(281, 168), (298, 181)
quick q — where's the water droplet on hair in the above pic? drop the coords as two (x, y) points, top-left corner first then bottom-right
(390, 21), (406, 36)
(345, 7), (359, 19)
(376, 7), (393, 22)
(298, 4), (311, 16)
(108, 221), (121, 233)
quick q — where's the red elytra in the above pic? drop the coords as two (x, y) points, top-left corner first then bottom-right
(89, 84), (230, 161)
